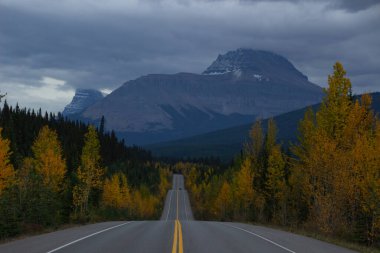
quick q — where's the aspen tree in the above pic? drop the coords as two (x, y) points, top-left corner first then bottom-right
(0, 128), (15, 195)
(31, 126), (66, 192)
(73, 126), (105, 216)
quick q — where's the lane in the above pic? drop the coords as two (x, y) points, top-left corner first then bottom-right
(161, 174), (193, 221)
(182, 221), (357, 253)
(0, 173), (357, 253)
(0, 221), (132, 253)
(49, 221), (173, 253)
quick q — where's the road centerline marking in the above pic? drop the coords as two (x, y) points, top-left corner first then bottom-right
(178, 220), (184, 253)
(171, 220), (178, 253)
(46, 221), (133, 253)
(171, 175), (184, 253)
(225, 224), (296, 253)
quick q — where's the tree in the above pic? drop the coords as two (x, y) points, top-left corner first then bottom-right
(99, 116), (105, 134)
(0, 128), (15, 195)
(214, 181), (232, 220)
(102, 172), (130, 210)
(73, 126), (105, 217)
(158, 167), (170, 200)
(233, 158), (255, 220)
(291, 62), (379, 241)
(265, 145), (287, 224)
(31, 126), (66, 192)
(316, 62), (352, 141)
(0, 92), (6, 102)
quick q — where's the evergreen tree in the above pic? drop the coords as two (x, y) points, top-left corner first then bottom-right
(99, 115), (105, 134)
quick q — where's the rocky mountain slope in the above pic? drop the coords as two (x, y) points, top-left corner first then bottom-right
(63, 89), (103, 116)
(74, 49), (323, 144)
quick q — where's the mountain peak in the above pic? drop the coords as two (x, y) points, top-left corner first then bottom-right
(203, 48), (307, 81)
(63, 89), (104, 116)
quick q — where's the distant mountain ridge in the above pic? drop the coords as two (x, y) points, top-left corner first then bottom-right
(147, 92), (380, 161)
(63, 89), (103, 116)
(65, 48), (323, 145)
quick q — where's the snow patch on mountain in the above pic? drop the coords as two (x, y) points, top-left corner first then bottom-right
(63, 89), (103, 116)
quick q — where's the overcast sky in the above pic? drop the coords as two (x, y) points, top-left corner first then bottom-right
(0, 0), (379, 112)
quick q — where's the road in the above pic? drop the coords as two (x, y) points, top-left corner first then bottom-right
(0, 174), (356, 253)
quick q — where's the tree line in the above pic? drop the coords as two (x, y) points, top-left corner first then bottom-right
(179, 63), (380, 246)
(0, 105), (171, 238)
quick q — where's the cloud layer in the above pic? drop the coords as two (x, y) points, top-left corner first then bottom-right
(0, 0), (379, 112)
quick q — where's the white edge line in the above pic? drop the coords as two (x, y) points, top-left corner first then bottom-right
(225, 224), (296, 253)
(46, 221), (133, 253)
(166, 190), (173, 221)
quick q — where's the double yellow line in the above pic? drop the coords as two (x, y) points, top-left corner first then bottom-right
(171, 188), (184, 253)
(171, 219), (183, 253)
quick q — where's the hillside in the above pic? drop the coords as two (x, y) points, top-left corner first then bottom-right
(147, 92), (380, 160)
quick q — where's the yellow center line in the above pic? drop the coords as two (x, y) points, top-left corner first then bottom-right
(171, 177), (184, 253)
(171, 220), (178, 253)
(178, 220), (184, 253)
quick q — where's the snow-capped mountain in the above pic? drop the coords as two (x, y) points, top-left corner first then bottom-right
(63, 89), (103, 116)
(71, 49), (323, 144)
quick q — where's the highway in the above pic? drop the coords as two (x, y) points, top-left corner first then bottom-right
(0, 174), (356, 253)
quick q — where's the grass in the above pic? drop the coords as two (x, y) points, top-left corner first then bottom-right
(0, 223), (81, 245)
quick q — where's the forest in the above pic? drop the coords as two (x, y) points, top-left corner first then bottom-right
(0, 62), (379, 248)
(0, 104), (171, 238)
(176, 63), (380, 247)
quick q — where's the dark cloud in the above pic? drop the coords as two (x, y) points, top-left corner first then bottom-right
(330, 0), (380, 12)
(0, 0), (379, 112)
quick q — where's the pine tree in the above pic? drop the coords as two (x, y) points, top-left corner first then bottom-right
(99, 116), (105, 134)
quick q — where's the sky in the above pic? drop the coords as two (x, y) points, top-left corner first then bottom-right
(0, 0), (379, 112)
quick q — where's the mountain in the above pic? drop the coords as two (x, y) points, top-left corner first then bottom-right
(147, 92), (380, 161)
(63, 89), (104, 116)
(77, 48), (323, 145)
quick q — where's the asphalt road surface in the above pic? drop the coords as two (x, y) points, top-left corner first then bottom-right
(0, 174), (357, 253)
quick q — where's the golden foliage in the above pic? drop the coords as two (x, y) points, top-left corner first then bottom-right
(214, 181), (232, 220)
(73, 126), (105, 216)
(292, 62), (380, 242)
(102, 172), (130, 209)
(233, 158), (255, 219)
(31, 126), (66, 192)
(0, 128), (15, 195)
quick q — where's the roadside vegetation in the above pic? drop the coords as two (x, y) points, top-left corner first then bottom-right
(0, 106), (171, 239)
(178, 63), (380, 249)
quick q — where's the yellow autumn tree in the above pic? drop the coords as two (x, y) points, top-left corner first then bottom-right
(31, 126), (66, 192)
(266, 145), (287, 224)
(0, 128), (15, 195)
(73, 126), (105, 216)
(214, 181), (232, 220)
(292, 62), (379, 241)
(233, 158), (255, 220)
(102, 172), (130, 209)
(158, 167), (170, 200)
